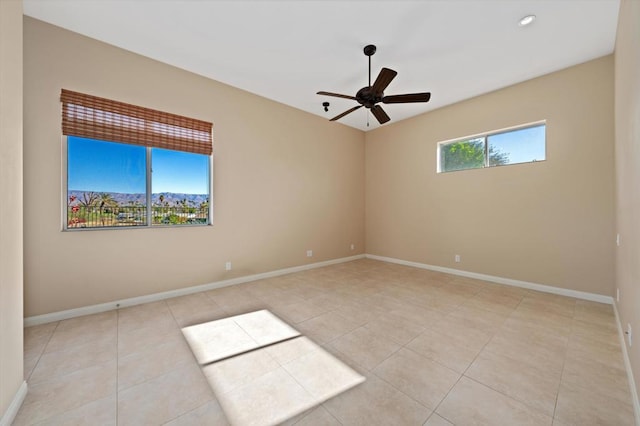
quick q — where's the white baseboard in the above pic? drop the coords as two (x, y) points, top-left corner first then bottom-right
(0, 381), (27, 426)
(614, 303), (640, 426)
(365, 254), (613, 304)
(24, 254), (366, 327)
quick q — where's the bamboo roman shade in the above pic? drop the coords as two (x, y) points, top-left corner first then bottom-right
(61, 89), (212, 155)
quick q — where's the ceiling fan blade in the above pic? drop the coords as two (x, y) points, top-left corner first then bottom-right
(382, 92), (431, 104)
(317, 91), (357, 101)
(370, 105), (391, 124)
(330, 105), (363, 121)
(371, 68), (398, 93)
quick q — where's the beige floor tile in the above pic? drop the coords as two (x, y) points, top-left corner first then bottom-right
(266, 336), (318, 365)
(573, 306), (615, 327)
(571, 318), (618, 344)
(483, 331), (567, 376)
(283, 345), (365, 401)
(117, 322), (182, 358)
(332, 300), (387, 326)
(373, 347), (460, 410)
(24, 354), (40, 381)
(388, 304), (444, 327)
(296, 311), (361, 344)
(277, 300), (330, 323)
(118, 334), (194, 391)
(429, 315), (495, 352)
(24, 322), (58, 359)
(166, 293), (228, 327)
(323, 373), (431, 425)
(406, 293), (461, 314)
(364, 312), (425, 345)
(465, 349), (560, 416)
(45, 314), (117, 353)
(436, 377), (552, 426)
(232, 309), (301, 346)
(362, 292), (407, 311)
(31, 394), (116, 426)
(258, 289), (306, 308)
(561, 353), (631, 405)
(181, 317), (258, 364)
(55, 311), (117, 334)
(424, 413), (454, 426)
(526, 291), (578, 309)
(15, 360), (116, 425)
(518, 296), (576, 318)
(471, 285), (526, 306)
(555, 381), (635, 426)
(163, 400), (230, 426)
(566, 333), (625, 368)
(206, 287), (266, 314)
(29, 334), (117, 384)
(449, 304), (509, 332)
(216, 367), (316, 426)
(117, 362), (213, 426)
(281, 405), (341, 426)
(203, 348), (280, 395)
(508, 308), (573, 337)
(406, 328), (480, 373)
(330, 326), (401, 371)
(307, 293), (349, 311)
(117, 301), (174, 335)
(284, 284), (327, 301)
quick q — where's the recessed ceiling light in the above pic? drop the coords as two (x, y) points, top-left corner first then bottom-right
(518, 14), (536, 27)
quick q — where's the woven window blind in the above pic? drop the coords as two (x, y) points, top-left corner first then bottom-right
(61, 89), (212, 155)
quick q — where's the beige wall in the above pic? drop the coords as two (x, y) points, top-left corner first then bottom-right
(0, 0), (24, 419)
(614, 0), (640, 404)
(366, 56), (615, 296)
(23, 17), (365, 317)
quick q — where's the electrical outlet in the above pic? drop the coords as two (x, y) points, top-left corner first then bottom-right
(225, 261), (232, 271)
(617, 288), (620, 303)
(454, 254), (461, 263)
(350, 244), (355, 251)
(627, 324), (633, 347)
(306, 250), (313, 257)
(616, 233), (621, 247)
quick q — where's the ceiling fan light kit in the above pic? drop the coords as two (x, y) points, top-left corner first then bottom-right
(317, 44), (431, 125)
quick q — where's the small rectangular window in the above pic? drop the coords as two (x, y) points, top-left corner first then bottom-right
(438, 122), (546, 173)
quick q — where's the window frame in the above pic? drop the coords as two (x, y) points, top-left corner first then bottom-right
(62, 136), (214, 231)
(436, 120), (546, 174)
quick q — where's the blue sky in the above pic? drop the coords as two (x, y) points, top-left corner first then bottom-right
(68, 137), (209, 194)
(489, 124), (546, 164)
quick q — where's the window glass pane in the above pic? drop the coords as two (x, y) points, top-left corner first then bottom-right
(439, 137), (485, 172)
(67, 136), (146, 228)
(151, 148), (210, 226)
(488, 124), (546, 167)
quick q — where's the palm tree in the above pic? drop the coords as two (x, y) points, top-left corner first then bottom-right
(98, 193), (117, 225)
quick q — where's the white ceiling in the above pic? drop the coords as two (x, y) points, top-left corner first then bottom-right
(23, 0), (620, 131)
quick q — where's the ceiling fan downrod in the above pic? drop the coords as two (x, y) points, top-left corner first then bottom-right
(364, 44), (377, 88)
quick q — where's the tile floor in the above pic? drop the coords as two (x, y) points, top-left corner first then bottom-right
(16, 259), (636, 425)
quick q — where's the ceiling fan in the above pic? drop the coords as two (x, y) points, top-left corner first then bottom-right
(317, 44), (431, 125)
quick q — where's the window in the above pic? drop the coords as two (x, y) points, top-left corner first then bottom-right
(61, 89), (212, 229)
(438, 122), (546, 173)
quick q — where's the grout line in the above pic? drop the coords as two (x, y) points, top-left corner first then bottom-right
(200, 334), (302, 366)
(26, 321), (60, 383)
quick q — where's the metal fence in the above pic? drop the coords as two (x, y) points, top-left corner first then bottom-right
(67, 205), (209, 228)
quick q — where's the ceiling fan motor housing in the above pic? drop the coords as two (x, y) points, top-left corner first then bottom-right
(356, 87), (383, 108)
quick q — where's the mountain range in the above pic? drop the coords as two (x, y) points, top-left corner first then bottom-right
(68, 190), (208, 206)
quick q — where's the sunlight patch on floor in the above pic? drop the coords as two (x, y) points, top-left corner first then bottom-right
(182, 310), (365, 425)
